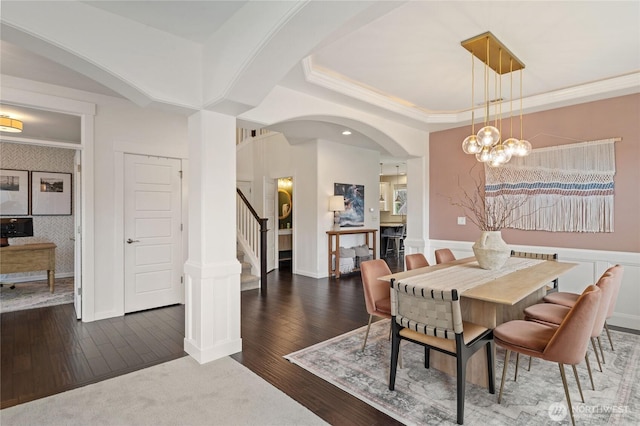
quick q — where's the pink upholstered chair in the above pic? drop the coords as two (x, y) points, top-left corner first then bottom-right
(405, 253), (429, 270)
(523, 271), (616, 390)
(434, 248), (456, 264)
(494, 285), (601, 426)
(544, 265), (624, 351)
(359, 259), (392, 351)
(388, 282), (494, 425)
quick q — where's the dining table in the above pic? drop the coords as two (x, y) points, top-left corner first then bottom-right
(379, 256), (577, 387)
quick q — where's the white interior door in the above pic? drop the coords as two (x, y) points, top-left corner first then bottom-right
(124, 154), (182, 313)
(73, 151), (82, 319)
(264, 178), (276, 272)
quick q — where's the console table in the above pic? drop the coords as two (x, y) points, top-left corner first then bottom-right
(0, 243), (57, 292)
(327, 228), (377, 278)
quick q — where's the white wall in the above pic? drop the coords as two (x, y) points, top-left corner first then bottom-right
(1, 77), (189, 321)
(317, 140), (380, 278)
(239, 133), (382, 278)
(94, 96), (188, 319)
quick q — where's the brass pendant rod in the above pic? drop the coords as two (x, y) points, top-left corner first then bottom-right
(470, 50), (475, 133)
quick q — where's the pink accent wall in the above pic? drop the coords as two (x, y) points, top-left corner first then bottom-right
(430, 94), (640, 252)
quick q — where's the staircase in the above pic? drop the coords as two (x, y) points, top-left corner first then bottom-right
(238, 245), (260, 291)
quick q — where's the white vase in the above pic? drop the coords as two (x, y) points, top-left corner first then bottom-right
(472, 231), (510, 270)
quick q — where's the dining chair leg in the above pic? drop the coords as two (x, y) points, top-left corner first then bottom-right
(584, 353), (595, 390)
(456, 354), (468, 425)
(591, 337), (603, 372)
(597, 336), (605, 364)
(389, 331), (401, 390)
(498, 350), (511, 404)
(571, 364), (585, 403)
(604, 322), (615, 351)
(514, 352), (520, 381)
(361, 315), (373, 351)
(486, 341), (495, 394)
(559, 363), (576, 426)
(527, 356), (532, 371)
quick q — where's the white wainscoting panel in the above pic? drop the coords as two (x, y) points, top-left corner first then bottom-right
(428, 239), (640, 331)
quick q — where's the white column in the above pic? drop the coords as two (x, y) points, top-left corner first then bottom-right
(183, 110), (242, 364)
(405, 155), (428, 256)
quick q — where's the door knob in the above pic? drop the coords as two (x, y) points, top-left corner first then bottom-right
(126, 238), (140, 244)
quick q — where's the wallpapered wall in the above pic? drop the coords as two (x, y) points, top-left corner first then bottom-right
(0, 142), (75, 280)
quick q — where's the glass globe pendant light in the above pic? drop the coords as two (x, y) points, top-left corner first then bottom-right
(462, 51), (481, 155)
(502, 58), (519, 156)
(477, 37), (500, 147)
(489, 144), (511, 166)
(513, 68), (532, 157)
(461, 32), (530, 165)
(475, 147), (491, 163)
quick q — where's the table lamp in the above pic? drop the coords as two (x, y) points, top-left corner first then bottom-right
(329, 195), (345, 230)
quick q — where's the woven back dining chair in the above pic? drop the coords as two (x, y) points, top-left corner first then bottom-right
(388, 279), (494, 425)
(511, 250), (559, 292)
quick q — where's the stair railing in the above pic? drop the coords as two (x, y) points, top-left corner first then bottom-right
(236, 188), (268, 292)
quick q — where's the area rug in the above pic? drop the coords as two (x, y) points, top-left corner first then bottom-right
(285, 319), (639, 425)
(0, 277), (74, 313)
(0, 356), (327, 426)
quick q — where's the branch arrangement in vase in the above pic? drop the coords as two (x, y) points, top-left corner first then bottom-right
(449, 169), (538, 231)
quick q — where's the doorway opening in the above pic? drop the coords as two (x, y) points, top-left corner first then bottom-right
(277, 177), (293, 272)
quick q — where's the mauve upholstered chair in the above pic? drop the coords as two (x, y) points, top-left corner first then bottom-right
(434, 248), (456, 264)
(523, 270), (617, 391)
(359, 259), (392, 351)
(544, 265), (624, 351)
(388, 281), (494, 425)
(405, 253), (429, 271)
(494, 285), (601, 426)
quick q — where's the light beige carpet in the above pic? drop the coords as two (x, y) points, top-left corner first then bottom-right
(0, 356), (327, 426)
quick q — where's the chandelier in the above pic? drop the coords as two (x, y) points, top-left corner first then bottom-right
(460, 32), (531, 166)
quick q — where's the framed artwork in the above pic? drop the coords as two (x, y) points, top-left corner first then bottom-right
(334, 182), (364, 227)
(0, 169), (30, 215)
(31, 171), (72, 215)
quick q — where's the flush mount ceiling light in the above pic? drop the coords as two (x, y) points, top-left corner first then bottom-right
(460, 32), (531, 166)
(0, 116), (23, 133)
(341, 130), (352, 136)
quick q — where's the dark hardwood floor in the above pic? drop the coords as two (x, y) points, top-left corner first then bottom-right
(0, 302), (186, 409)
(1, 256), (404, 424)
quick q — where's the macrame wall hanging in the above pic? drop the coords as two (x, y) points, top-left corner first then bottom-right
(485, 138), (617, 233)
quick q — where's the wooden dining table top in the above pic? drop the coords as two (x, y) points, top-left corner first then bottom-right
(379, 256), (577, 306)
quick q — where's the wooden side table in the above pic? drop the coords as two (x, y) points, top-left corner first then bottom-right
(327, 228), (377, 278)
(0, 243), (57, 292)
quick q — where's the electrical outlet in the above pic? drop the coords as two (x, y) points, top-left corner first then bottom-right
(457, 217), (466, 225)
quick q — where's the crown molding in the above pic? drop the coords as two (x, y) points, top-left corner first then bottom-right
(303, 57), (640, 126)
